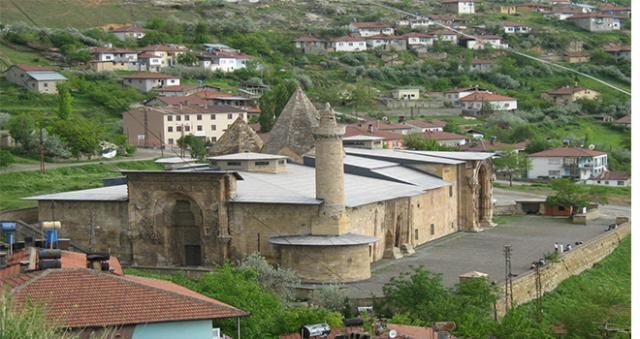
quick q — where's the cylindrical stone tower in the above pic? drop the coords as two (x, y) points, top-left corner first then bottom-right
(312, 103), (349, 235)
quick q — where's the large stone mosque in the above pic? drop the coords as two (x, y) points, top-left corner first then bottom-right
(26, 89), (494, 283)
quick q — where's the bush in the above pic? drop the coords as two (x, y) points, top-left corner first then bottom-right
(309, 284), (348, 312)
(240, 252), (300, 304)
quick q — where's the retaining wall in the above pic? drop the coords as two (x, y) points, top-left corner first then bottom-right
(0, 207), (39, 224)
(496, 221), (630, 318)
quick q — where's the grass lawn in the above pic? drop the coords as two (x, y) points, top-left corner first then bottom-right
(508, 236), (630, 337)
(0, 39), (49, 66)
(0, 160), (162, 211)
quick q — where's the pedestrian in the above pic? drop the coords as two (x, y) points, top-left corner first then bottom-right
(566, 243), (572, 251)
(554, 242), (559, 252)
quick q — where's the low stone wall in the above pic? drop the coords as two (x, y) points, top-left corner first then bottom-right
(0, 207), (39, 224)
(496, 221), (630, 318)
(493, 203), (519, 216)
(572, 208), (600, 224)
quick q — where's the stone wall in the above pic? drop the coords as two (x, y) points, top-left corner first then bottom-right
(0, 207), (39, 224)
(278, 244), (371, 283)
(37, 201), (130, 262)
(496, 221), (630, 318)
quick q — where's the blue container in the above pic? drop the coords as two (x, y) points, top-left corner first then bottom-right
(1, 222), (17, 232)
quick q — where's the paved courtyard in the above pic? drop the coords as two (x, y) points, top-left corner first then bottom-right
(345, 213), (624, 299)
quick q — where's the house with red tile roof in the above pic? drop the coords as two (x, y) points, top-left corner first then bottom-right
(584, 170), (630, 187)
(139, 44), (188, 68)
(122, 72), (181, 92)
(197, 50), (252, 73)
(109, 25), (146, 40)
(423, 131), (467, 147)
(603, 43), (631, 61)
(567, 12), (622, 32)
(406, 119), (446, 132)
(502, 21), (532, 34)
(345, 122), (404, 149)
(294, 34), (327, 54)
(459, 92), (518, 112)
(0, 268), (247, 339)
(543, 86), (600, 104)
(330, 35), (368, 52)
(527, 147), (608, 180)
(4, 64), (67, 94)
(349, 22), (395, 37)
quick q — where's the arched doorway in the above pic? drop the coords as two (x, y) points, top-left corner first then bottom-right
(170, 199), (203, 266)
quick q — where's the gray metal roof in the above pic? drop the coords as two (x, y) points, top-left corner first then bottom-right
(208, 152), (288, 161)
(269, 233), (378, 246)
(342, 155), (398, 169)
(155, 157), (199, 164)
(344, 147), (464, 165)
(27, 71), (67, 81)
(23, 185), (128, 202)
(372, 166), (450, 190)
(400, 150), (494, 161)
(233, 164), (425, 207)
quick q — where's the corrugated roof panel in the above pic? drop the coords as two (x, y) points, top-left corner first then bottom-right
(26, 71), (67, 81)
(401, 150), (494, 161)
(373, 166), (450, 190)
(23, 185), (128, 201)
(344, 147), (464, 164)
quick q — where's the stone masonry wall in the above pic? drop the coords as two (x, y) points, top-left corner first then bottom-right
(0, 207), (39, 224)
(496, 221), (631, 318)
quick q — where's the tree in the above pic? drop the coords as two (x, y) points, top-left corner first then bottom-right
(50, 118), (101, 159)
(546, 179), (608, 215)
(258, 80), (297, 132)
(177, 135), (206, 160)
(57, 82), (73, 120)
(177, 51), (198, 66)
(403, 133), (456, 151)
(0, 150), (15, 170)
(7, 113), (35, 148)
(0, 292), (77, 339)
(493, 149), (531, 186)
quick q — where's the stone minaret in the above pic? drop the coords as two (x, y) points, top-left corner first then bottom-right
(311, 103), (349, 235)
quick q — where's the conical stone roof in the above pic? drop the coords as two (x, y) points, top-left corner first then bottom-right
(262, 87), (319, 163)
(208, 117), (264, 156)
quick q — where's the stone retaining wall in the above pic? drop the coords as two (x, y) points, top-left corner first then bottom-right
(496, 221), (630, 318)
(0, 207), (39, 224)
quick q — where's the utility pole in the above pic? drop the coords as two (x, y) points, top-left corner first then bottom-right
(504, 245), (514, 314)
(39, 125), (45, 174)
(534, 262), (543, 323)
(180, 124), (185, 158)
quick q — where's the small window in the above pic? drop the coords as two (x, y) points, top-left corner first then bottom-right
(184, 126), (190, 132)
(430, 224), (435, 235)
(414, 229), (419, 240)
(211, 125), (216, 131)
(278, 160), (285, 164)
(211, 137), (217, 142)
(558, 206), (565, 211)
(197, 114), (202, 120)
(211, 114), (216, 120)
(167, 115), (173, 121)
(227, 161), (241, 166)
(43, 83), (48, 87)
(184, 115), (190, 121)
(255, 161), (269, 166)
(176, 115), (182, 121)
(176, 126), (182, 132)
(168, 138), (174, 144)
(227, 113), (233, 119)
(197, 125), (202, 131)
(449, 186), (453, 197)
(168, 126), (173, 132)
(617, 181), (624, 186)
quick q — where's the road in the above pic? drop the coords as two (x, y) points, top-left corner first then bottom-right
(4, 148), (166, 173)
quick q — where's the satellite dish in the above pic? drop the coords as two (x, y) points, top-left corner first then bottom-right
(389, 329), (398, 338)
(588, 144), (595, 150)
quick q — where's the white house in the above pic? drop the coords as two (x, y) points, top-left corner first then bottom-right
(444, 87), (490, 105)
(5, 64), (67, 94)
(423, 131), (467, 147)
(139, 44), (188, 68)
(110, 25), (145, 40)
(199, 51), (251, 73)
(567, 13), (622, 32)
(459, 92), (518, 111)
(441, 0), (475, 14)
(584, 171), (630, 187)
(122, 72), (181, 92)
(430, 29), (459, 44)
(331, 35), (367, 52)
(406, 120), (446, 132)
(391, 88), (420, 100)
(89, 47), (139, 71)
(503, 22), (532, 34)
(528, 147), (608, 180)
(349, 22), (395, 37)
(410, 16), (433, 30)
(459, 59), (494, 72)
(137, 53), (163, 72)
(464, 36), (508, 50)
(403, 32), (435, 49)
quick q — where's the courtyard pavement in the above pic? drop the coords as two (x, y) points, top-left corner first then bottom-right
(345, 210), (626, 299)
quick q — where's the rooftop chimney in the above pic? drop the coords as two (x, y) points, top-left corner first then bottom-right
(368, 124), (375, 133)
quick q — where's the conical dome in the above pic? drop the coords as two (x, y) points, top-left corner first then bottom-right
(209, 117), (264, 156)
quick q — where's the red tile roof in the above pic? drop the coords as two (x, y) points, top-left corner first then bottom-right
(614, 115), (630, 125)
(111, 25), (145, 33)
(0, 249), (123, 279)
(137, 52), (159, 58)
(401, 32), (435, 38)
(461, 140), (527, 152)
(90, 47), (138, 54)
(590, 170), (630, 181)
(345, 125), (403, 141)
(529, 147), (607, 157)
(388, 324), (438, 339)
(155, 84), (202, 92)
(406, 119), (446, 129)
(294, 34), (324, 42)
(459, 92), (515, 102)
(603, 43), (631, 52)
(140, 44), (187, 52)
(423, 131), (466, 141)
(2, 268), (247, 328)
(156, 96), (207, 106)
(14, 64), (51, 72)
(169, 104), (247, 114)
(568, 12), (618, 19)
(363, 120), (412, 131)
(546, 86), (587, 95)
(122, 72), (179, 79)
(332, 35), (366, 42)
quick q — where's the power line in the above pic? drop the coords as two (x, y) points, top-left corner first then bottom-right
(351, 1), (631, 97)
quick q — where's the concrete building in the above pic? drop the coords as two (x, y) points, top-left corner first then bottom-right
(403, 32), (435, 49)
(392, 88), (421, 100)
(422, 131), (467, 147)
(139, 44), (188, 68)
(429, 29), (459, 44)
(349, 22), (395, 37)
(23, 90), (495, 284)
(503, 22), (532, 34)
(331, 35), (367, 52)
(122, 73), (181, 92)
(463, 36), (507, 50)
(89, 47), (139, 71)
(4, 64), (67, 94)
(406, 119), (446, 133)
(345, 124), (404, 149)
(527, 147), (608, 180)
(441, 0), (475, 14)
(444, 87), (489, 105)
(110, 25), (146, 40)
(122, 104), (247, 147)
(584, 171), (630, 187)
(342, 135), (385, 149)
(568, 13), (622, 32)
(459, 92), (518, 112)
(544, 86), (600, 104)
(293, 34), (327, 54)
(198, 51), (251, 73)
(603, 43), (631, 61)
(136, 53), (163, 72)
(460, 59), (494, 72)
(563, 51), (590, 63)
